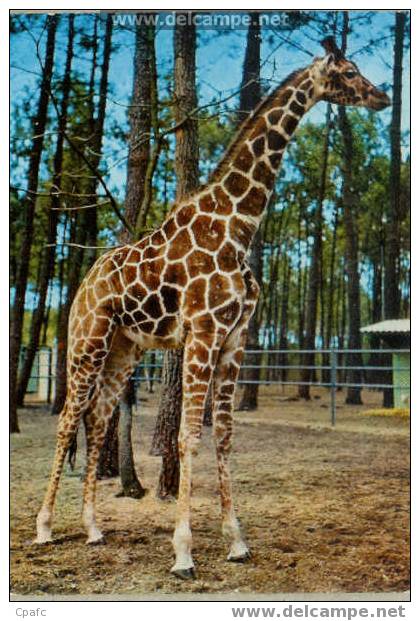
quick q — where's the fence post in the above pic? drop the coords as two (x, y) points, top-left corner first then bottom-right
(330, 347), (337, 426)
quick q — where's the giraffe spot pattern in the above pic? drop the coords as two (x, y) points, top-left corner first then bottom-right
(252, 161), (275, 189)
(237, 186), (266, 217)
(213, 185), (233, 215)
(167, 228), (192, 260)
(233, 144), (253, 172)
(186, 249), (216, 278)
(44, 59), (351, 546)
(224, 171), (250, 198)
(191, 215), (225, 251)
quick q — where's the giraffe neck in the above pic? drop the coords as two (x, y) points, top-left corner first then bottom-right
(204, 67), (317, 254)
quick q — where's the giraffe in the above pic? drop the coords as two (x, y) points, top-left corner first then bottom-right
(35, 37), (390, 578)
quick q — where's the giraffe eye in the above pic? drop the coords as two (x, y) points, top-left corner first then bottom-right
(344, 71), (357, 79)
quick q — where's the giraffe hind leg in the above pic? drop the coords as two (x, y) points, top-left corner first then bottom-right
(212, 286), (257, 562)
(81, 330), (142, 544)
(35, 310), (115, 544)
(35, 378), (100, 544)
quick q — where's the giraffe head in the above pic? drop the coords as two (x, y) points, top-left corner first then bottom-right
(312, 36), (391, 111)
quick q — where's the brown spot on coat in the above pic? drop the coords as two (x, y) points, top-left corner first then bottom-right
(188, 363), (211, 382)
(296, 91), (306, 105)
(139, 320), (154, 333)
(213, 185), (233, 215)
(142, 293), (163, 319)
(191, 215), (225, 251)
(191, 342), (209, 364)
(133, 309), (148, 323)
(184, 278), (207, 314)
(300, 79), (312, 91)
(237, 186), (266, 217)
(229, 216), (256, 248)
(253, 161), (275, 189)
(233, 144), (253, 172)
(154, 315), (177, 337)
(127, 281), (147, 300)
(164, 262), (187, 287)
(151, 230), (165, 246)
(282, 114), (298, 136)
(124, 295), (139, 313)
(163, 217), (177, 240)
(269, 152), (283, 168)
(186, 249), (216, 278)
(124, 264), (137, 284)
(224, 171), (250, 197)
(215, 300), (241, 326)
(176, 203), (195, 226)
(290, 100), (304, 116)
(126, 247), (142, 263)
(217, 242), (238, 272)
(268, 108), (283, 125)
(199, 193), (215, 213)
(209, 273), (231, 308)
(275, 88), (293, 106)
(268, 129), (287, 151)
(250, 117), (267, 139)
(139, 260), (163, 290)
(167, 228), (192, 260)
(192, 312), (215, 335)
(252, 136), (265, 157)
(160, 285), (179, 313)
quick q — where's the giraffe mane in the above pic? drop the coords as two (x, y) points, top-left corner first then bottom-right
(209, 67), (306, 182)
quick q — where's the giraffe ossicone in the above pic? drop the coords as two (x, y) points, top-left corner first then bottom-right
(35, 38), (390, 577)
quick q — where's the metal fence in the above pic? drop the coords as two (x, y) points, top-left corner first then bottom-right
(23, 347), (410, 426)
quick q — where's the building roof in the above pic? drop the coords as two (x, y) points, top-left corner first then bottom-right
(360, 319), (410, 334)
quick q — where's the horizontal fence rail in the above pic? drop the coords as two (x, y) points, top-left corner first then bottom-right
(21, 347), (410, 426)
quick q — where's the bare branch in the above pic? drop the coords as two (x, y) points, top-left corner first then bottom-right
(51, 201), (111, 211)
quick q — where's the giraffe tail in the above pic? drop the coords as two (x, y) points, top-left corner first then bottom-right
(68, 433), (78, 470)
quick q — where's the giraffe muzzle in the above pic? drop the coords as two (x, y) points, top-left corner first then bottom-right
(368, 90), (391, 111)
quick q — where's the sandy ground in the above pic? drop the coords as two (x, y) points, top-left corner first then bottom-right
(10, 386), (409, 597)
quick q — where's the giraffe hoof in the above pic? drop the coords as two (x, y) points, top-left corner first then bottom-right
(171, 567), (196, 580)
(227, 550), (252, 563)
(33, 537), (53, 545)
(86, 536), (106, 546)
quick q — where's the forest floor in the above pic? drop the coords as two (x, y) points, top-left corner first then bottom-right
(11, 386), (410, 597)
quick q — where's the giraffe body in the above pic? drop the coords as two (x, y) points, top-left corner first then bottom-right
(35, 38), (390, 577)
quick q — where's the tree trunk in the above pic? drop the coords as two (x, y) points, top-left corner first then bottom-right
(10, 15), (58, 432)
(16, 14), (74, 407)
(51, 20), (96, 415)
(100, 21), (155, 492)
(382, 12), (406, 408)
(298, 105), (331, 399)
(116, 382), (146, 497)
(237, 15), (263, 411)
(85, 15), (112, 269)
(52, 17), (112, 418)
(385, 10), (405, 321)
(322, 204), (339, 382)
(151, 17), (199, 499)
(338, 14), (363, 405)
(150, 350), (183, 499)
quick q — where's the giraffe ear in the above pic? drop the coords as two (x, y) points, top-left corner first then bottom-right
(318, 53), (334, 76)
(320, 36), (344, 60)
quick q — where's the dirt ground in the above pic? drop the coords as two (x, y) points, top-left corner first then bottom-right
(10, 386), (409, 597)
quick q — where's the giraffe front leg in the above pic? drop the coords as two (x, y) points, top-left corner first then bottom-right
(171, 331), (221, 579)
